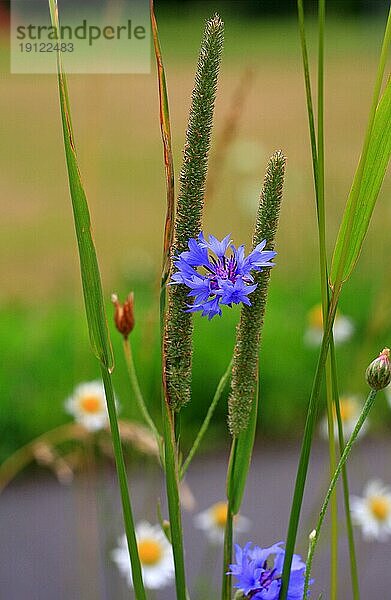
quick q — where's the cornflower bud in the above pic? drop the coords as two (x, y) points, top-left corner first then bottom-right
(365, 348), (390, 391)
(111, 292), (135, 339)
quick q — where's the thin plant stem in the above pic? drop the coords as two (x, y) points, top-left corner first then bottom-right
(279, 295), (338, 600)
(162, 403), (187, 600)
(222, 503), (234, 600)
(303, 389), (378, 598)
(297, 0), (318, 190)
(180, 359), (233, 480)
(100, 366), (147, 600)
(297, 1), (360, 596)
(325, 357), (338, 599)
(317, 1), (338, 595)
(222, 439), (237, 600)
(123, 338), (163, 461)
(330, 341), (360, 599)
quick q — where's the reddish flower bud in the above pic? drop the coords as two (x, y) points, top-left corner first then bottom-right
(111, 292), (135, 339)
(365, 348), (391, 391)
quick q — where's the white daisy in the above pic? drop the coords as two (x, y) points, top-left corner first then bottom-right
(65, 380), (113, 432)
(304, 304), (354, 346)
(111, 521), (174, 590)
(194, 501), (250, 545)
(351, 480), (391, 542)
(320, 395), (367, 441)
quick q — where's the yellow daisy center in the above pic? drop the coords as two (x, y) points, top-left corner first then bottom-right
(308, 305), (323, 329)
(332, 397), (357, 423)
(369, 496), (390, 521)
(308, 305), (341, 329)
(211, 502), (228, 528)
(137, 539), (163, 565)
(80, 395), (102, 414)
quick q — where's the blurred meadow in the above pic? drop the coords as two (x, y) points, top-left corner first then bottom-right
(1, 3), (390, 461)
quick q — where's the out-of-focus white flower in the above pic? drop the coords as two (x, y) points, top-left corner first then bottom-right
(65, 381), (113, 432)
(320, 395), (367, 441)
(194, 501), (250, 545)
(351, 480), (391, 542)
(111, 522), (174, 590)
(304, 304), (354, 346)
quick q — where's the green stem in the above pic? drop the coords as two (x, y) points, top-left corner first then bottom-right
(303, 389), (378, 598)
(222, 438), (237, 600)
(100, 366), (147, 600)
(123, 338), (163, 461)
(317, 0), (338, 594)
(222, 503), (234, 600)
(325, 357), (338, 600)
(297, 0), (318, 191)
(162, 403), (187, 600)
(330, 341), (360, 599)
(180, 359), (233, 480)
(279, 295), (338, 600)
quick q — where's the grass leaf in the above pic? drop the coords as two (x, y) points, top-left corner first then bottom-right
(331, 78), (391, 284)
(47, 0), (114, 371)
(226, 389), (258, 515)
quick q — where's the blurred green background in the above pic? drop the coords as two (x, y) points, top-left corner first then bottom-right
(1, 2), (390, 461)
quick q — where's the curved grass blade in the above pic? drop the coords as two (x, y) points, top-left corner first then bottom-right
(330, 6), (391, 287)
(48, 2), (147, 597)
(47, 0), (113, 371)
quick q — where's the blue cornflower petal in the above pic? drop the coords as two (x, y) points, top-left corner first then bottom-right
(199, 232), (232, 258)
(218, 279), (258, 306)
(170, 257), (197, 284)
(243, 241), (277, 271)
(170, 232), (277, 319)
(229, 541), (311, 600)
(185, 276), (211, 304)
(179, 237), (209, 267)
(200, 297), (222, 320)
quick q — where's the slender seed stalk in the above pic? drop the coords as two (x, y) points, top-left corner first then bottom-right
(180, 359), (233, 480)
(303, 389), (378, 598)
(317, 1), (338, 595)
(101, 366), (147, 600)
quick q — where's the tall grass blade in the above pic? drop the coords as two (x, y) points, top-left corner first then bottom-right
(47, 0), (113, 371)
(331, 78), (391, 285)
(48, 2), (146, 597)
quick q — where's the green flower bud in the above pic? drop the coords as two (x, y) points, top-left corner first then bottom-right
(365, 348), (390, 391)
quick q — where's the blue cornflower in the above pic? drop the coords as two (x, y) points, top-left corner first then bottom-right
(170, 233), (276, 319)
(229, 542), (311, 599)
